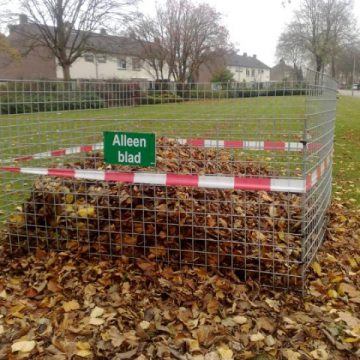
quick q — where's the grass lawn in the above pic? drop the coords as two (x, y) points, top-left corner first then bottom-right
(332, 95), (360, 206)
(0, 94), (359, 222)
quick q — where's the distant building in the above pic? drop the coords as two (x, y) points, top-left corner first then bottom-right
(0, 15), (158, 81)
(270, 59), (297, 82)
(197, 52), (270, 83)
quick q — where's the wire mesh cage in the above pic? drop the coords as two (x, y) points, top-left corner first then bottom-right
(0, 71), (337, 289)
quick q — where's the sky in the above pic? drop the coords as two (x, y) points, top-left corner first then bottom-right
(140, 0), (360, 67)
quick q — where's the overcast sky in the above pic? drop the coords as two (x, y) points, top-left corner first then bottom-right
(140, 0), (360, 67)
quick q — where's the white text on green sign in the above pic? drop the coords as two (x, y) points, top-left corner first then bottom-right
(103, 132), (156, 167)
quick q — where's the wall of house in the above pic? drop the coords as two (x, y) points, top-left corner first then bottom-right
(228, 66), (270, 83)
(270, 63), (296, 82)
(56, 54), (157, 81)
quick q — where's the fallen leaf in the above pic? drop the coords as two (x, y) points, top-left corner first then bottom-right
(338, 283), (360, 298)
(113, 347), (138, 359)
(312, 261), (322, 276)
(217, 343), (233, 360)
(24, 287), (38, 298)
(342, 337), (359, 343)
(90, 306), (105, 319)
(282, 349), (301, 359)
(327, 289), (338, 298)
(187, 338), (201, 353)
(310, 348), (329, 359)
(233, 315), (247, 325)
(207, 298), (219, 315)
(63, 300), (80, 312)
(250, 332), (265, 342)
(265, 298), (280, 312)
(77, 206), (95, 218)
(264, 335), (276, 346)
(76, 341), (92, 358)
(47, 279), (61, 292)
(89, 317), (105, 325)
(338, 312), (360, 328)
(11, 340), (36, 353)
(139, 321), (151, 330)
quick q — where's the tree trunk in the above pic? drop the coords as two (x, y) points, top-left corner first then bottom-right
(331, 56), (336, 78)
(62, 64), (71, 81)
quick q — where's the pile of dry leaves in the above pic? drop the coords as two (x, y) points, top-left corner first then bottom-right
(7, 138), (303, 287)
(0, 201), (359, 359)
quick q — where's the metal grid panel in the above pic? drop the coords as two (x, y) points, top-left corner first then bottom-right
(0, 73), (337, 289)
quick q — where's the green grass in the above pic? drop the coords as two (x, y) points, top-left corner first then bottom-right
(332, 95), (360, 206)
(1, 94), (359, 222)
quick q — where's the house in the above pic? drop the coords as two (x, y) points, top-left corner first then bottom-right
(270, 59), (297, 82)
(197, 52), (270, 83)
(0, 15), (157, 81)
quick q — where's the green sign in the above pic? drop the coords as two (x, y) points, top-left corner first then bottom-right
(103, 131), (156, 167)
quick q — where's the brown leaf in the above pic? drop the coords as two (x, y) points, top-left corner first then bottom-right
(63, 300), (80, 312)
(207, 298), (220, 315)
(24, 287), (38, 298)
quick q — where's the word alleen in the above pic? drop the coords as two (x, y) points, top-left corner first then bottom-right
(112, 134), (147, 148)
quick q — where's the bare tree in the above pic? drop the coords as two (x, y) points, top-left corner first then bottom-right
(6, 0), (138, 80)
(277, 0), (357, 75)
(129, 0), (231, 82)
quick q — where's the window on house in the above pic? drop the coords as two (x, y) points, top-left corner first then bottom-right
(246, 69), (250, 76)
(251, 69), (255, 76)
(117, 57), (127, 70)
(84, 53), (94, 62)
(132, 57), (141, 71)
(96, 55), (107, 63)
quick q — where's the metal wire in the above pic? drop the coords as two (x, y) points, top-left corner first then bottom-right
(0, 72), (337, 289)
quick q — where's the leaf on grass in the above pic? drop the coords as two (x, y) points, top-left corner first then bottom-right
(63, 300), (80, 312)
(11, 340), (36, 353)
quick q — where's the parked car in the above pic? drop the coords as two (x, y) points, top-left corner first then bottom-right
(352, 83), (360, 90)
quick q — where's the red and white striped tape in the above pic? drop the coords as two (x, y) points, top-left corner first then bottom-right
(306, 153), (332, 191)
(1, 138), (323, 165)
(178, 139), (306, 151)
(0, 152), (332, 193)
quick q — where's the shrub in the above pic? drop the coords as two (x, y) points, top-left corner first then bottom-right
(0, 93), (105, 115)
